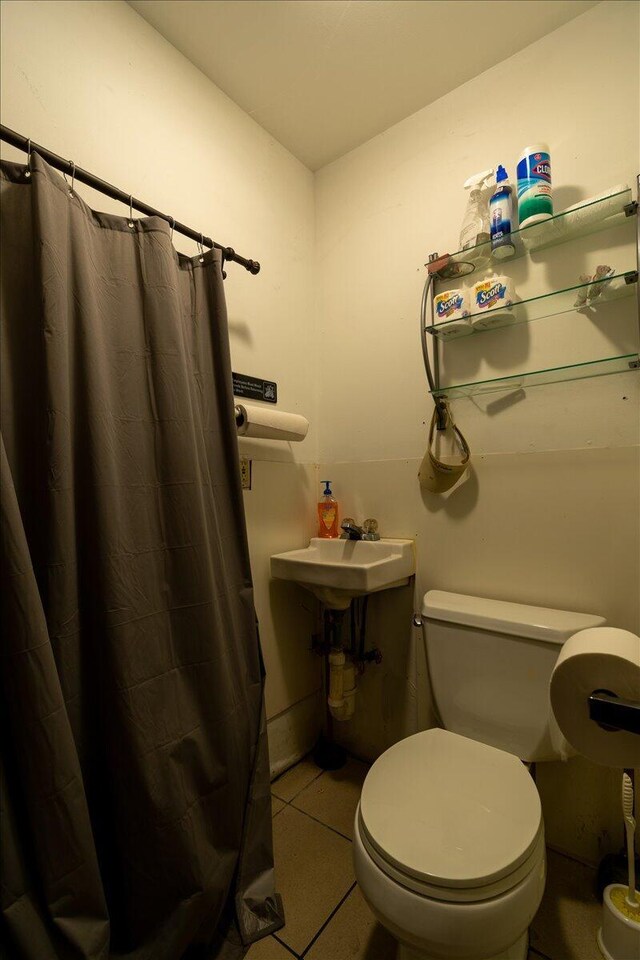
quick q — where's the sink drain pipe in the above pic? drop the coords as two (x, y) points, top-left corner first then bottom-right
(318, 601), (380, 722)
(328, 651), (356, 722)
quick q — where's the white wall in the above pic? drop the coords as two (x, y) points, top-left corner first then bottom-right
(316, 1), (639, 466)
(0, 0), (322, 773)
(315, 0), (640, 864)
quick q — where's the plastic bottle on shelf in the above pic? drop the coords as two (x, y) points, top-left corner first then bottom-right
(459, 169), (494, 251)
(490, 165), (515, 260)
(516, 144), (552, 229)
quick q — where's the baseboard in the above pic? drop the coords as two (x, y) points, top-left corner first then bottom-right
(267, 688), (323, 779)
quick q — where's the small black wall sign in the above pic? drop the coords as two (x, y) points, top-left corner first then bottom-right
(232, 372), (278, 404)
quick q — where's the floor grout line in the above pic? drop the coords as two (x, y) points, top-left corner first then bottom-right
(287, 803), (354, 843)
(299, 880), (357, 958)
(271, 785), (356, 843)
(528, 948), (554, 960)
(545, 843), (598, 872)
(272, 932), (303, 959)
(270, 759), (357, 957)
(272, 750), (369, 805)
(271, 759), (326, 803)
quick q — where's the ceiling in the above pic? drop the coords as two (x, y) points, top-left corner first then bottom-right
(128, 0), (598, 171)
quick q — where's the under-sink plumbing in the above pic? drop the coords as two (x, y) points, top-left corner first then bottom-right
(312, 600), (382, 723)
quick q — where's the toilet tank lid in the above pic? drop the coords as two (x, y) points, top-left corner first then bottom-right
(422, 590), (605, 644)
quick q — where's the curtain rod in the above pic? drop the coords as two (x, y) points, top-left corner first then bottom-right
(0, 124), (260, 275)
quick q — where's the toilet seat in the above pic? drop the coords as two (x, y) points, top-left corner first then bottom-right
(359, 728), (542, 901)
(357, 811), (545, 902)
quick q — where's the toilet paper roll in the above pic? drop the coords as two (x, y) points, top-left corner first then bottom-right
(433, 289), (472, 340)
(550, 627), (640, 767)
(471, 274), (517, 329)
(434, 288), (469, 323)
(235, 403), (309, 442)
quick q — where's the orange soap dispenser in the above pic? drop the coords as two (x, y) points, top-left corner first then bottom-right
(317, 480), (339, 539)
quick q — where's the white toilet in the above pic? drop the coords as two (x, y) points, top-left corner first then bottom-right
(354, 590), (606, 960)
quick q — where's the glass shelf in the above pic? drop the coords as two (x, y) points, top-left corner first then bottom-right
(434, 187), (634, 280)
(431, 354), (639, 400)
(426, 271), (637, 341)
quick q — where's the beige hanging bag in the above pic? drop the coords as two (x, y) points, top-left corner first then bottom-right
(418, 400), (471, 492)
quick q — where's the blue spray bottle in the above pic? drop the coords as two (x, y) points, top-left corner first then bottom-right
(490, 165), (515, 260)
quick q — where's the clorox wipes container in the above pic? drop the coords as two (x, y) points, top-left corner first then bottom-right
(516, 144), (553, 229)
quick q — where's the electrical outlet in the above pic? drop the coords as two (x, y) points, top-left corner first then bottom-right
(240, 457), (251, 490)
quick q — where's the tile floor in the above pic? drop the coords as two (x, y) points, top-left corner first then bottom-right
(247, 755), (605, 960)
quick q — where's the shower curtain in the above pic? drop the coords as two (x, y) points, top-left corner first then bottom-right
(0, 154), (283, 960)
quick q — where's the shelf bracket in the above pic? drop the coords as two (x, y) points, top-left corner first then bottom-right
(421, 256), (448, 429)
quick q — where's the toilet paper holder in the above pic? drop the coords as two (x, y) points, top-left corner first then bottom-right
(589, 690), (640, 735)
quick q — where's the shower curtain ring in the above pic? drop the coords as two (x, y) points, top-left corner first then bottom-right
(198, 233), (204, 263)
(67, 160), (76, 197)
(220, 250), (227, 280)
(169, 217), (175, 241)
(25, 138), (31, 178)
(128, 195), (134, 228)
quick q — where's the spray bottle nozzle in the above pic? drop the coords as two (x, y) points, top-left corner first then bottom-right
(463, 168), (495, 190)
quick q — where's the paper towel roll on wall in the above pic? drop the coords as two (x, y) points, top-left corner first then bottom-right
(550, 627), (640, 768)
(235, 403), (309, 442)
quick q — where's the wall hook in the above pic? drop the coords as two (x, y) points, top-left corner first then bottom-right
(435, 397), (449, 431)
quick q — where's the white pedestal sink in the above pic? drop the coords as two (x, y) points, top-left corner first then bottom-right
(270, 538), (415, 610)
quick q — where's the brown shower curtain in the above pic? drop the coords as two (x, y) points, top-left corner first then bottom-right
(0, 154), (283, 960)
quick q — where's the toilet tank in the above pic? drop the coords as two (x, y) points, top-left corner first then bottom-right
(422, 591), (606, 762)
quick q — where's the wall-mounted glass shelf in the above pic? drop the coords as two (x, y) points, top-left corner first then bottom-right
(431, 354), (639, 400)
(434, 187), (634, 280)
(426, 271), (637, 341)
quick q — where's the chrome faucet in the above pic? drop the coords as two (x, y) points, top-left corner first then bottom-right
(340, 519), (364, 541)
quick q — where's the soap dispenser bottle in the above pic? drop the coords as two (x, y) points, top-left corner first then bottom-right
(317, 481), (339, 539)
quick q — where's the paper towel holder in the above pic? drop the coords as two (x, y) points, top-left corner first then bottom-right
(233, 403), (309, 442)
(588, 689), (640, 735)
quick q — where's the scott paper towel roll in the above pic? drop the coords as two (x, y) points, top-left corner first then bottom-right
(550, 627), (640, 767)
(235, 403), (309, 442)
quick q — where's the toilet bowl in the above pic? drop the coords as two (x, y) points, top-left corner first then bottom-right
(353, 591), (606, 960)
(354, 728), (545, 960)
